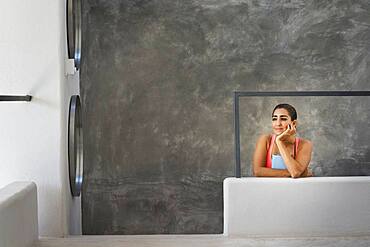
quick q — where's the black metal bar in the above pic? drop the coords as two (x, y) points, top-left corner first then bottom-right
(0, 95), (32, 101)
(234, 90), (370, 177)
(234, 92), (241, 178)
(236, 91), (370, 97)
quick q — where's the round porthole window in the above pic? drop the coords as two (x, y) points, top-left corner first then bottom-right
(68, 95), (83, 197)
(67, 0), (81, 70)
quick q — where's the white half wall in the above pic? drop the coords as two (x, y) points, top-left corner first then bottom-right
(0, 0), (81, 236)
(224, 177), (370, 237)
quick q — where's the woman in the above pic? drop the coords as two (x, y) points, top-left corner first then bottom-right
(253, 103), (313, 178)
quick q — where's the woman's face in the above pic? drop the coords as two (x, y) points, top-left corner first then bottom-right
(272, 108), (294, 135)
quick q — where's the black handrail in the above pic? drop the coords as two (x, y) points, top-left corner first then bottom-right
(0, 95), (32, 101)
(233, 90), (370, 178)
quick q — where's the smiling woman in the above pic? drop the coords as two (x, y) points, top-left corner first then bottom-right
(253, 103), (313, 178)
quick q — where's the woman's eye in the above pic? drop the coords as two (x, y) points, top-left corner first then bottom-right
(272, 118), (277, 121)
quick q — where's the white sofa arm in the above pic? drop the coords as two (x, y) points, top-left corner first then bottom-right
(0, 182), (38, 247)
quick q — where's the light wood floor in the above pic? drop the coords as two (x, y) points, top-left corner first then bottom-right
(35, 234), (370, 247)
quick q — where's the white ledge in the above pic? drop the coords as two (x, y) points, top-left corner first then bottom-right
(223, 177), (370, 238)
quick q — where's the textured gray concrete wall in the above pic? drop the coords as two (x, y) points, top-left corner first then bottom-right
(81, 0), (370, 234)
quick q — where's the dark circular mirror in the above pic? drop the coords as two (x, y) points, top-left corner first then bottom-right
(67, 0), (81, 70)
(68, 95), (83, 197)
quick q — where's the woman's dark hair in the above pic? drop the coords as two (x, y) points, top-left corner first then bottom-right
(272, 103), (297, 121)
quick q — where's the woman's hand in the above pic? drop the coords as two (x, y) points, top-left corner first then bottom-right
(275, 124), (296, 143)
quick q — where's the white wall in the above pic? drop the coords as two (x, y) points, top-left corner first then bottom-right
(0, 0), (81, 237)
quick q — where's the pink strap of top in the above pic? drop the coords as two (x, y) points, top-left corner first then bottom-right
(266, 134), (300, 168)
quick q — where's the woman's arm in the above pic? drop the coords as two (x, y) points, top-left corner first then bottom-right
(276, 139), (312, 178)
(254, 167), (292, 177)
(253, 134), (291, 177)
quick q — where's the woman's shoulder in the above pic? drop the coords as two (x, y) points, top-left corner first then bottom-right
(297, 137), (312, 150)
(257, 133), (272, 142)
(256, 134), (273, 149)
